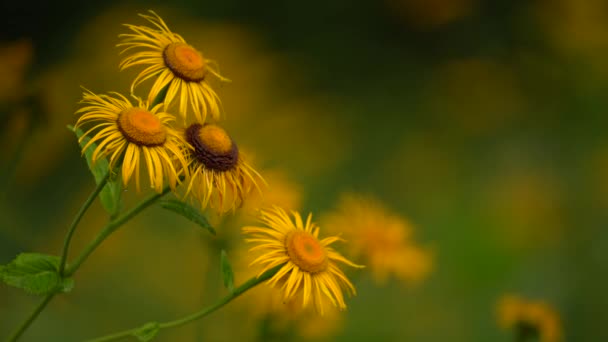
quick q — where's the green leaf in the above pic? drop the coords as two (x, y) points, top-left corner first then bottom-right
(158, 199), (216, 235)
(220, 250), (234, 293)
(68, 125), (122, 217)
(132, 322), (160, 342)
(150, 83), (170, 108)
(0, 253), (74, 295)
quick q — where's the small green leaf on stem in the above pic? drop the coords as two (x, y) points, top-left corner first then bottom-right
(220, 250), (234, 293)
(0, 253), (74, 295)
(158, 199), (216, 235)
(150, 83), (170, 108)
(68, 125), (122, 217)
(132, 322), (160, 342)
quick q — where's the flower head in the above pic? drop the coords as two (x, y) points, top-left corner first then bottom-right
(497, 294), (562, 342)
(118, 11), (228, 122)
(182, 123), (263, 213)
(75, 89), (188, 192)
(322, 193), (433, 285)
(243, 206), (363, 314)
(231, 246), (344, 340)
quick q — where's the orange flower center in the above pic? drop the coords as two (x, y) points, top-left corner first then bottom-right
(185, 123), (238, 171)
(285, 231), (328, 273)
(163, 42), (206, 82)
(117, 108), (167, 146)
(198, 124), (233, 154)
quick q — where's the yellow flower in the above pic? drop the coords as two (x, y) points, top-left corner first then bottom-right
(182, 123), (263, 213)
(243, 206), (363, 314)
(230, 242), (344, 339)
(118, 11), (228, 122)
(75, 89), (188, 192)
(322, 193), (433, 285)
(497, 294), (562, 342)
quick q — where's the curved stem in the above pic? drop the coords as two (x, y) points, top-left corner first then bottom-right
(86, 265), (282, 342)
(5, 181), (169, 341)
(65, 186), (171, 277)
(6, 294), (55, 342)
(59, 171), (110, 275)
(6, 172), (111, 341)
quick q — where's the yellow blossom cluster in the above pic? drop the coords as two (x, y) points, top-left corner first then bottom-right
(75, 11), (262, 213)
(75, 11), (364, 316)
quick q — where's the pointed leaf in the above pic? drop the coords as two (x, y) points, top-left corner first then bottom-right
(220, 250), (234, 293)
(132, 322), (160, 342)
(68, 125), (122, 217)
(0, 253), (74, 295)
(158, 199), (216, 235)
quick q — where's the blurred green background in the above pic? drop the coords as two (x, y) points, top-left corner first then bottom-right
(1, 0), (607, 341)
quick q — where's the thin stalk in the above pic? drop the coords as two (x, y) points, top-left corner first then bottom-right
(59, 171), (110, 275)
(85, 265), (282, 342)
(5, 185), (169, 342)
(6, 294), (55, 342)
(6, 172), (111, 341)
(65, 186), (171, 277)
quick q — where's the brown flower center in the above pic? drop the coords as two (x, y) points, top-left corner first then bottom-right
(285, 231), (328, 273)
(117, 108), (167, 146)
(163, 43), (206, 82)
(185, 123), (238, 171)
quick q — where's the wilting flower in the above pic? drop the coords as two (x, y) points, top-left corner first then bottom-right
(497, 294), (562, 342)
(243, 206), (363, 314)
(118, 11), (229, 122)
(75, 89), (188, 192)
(182, 123), (263, 212)
(322, 193), (433, 286)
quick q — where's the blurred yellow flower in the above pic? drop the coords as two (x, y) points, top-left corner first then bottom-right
(9, 8), (138, 186)
(0, 39), (33, 103)
(182, 123), (263, 213)
(0, 40), (35, 180)
(75, 89), (188, 192)
(485, 169), (564, 248)
(323, 193), (433, 286)
(536, 0), (608, 76)
(497, 294), (562, 342)
(240, 168), (303, 214)
(119, 11), (228, 122)
(243, 206), (363, 314)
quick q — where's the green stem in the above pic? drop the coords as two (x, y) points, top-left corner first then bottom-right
(5, 185), (169, 342)
(58, 171), (110, 275)
(6, 294), (55, 342)
(6, 172), (111, 341)
(86, 265), (282, 342)
(65, 186), (171, 277)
